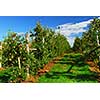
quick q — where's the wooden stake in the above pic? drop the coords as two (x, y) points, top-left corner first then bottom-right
(26, 33), (30, 53)
(0, 42), (2, 68)
(26, 44), (29, 54)
(26, 66), (30, 79)
(97, 35), (100, 61)
(43, 37), (45, 49)
(97, 35), (100, 46)
(26, 33), (30, 79)
(18, 57), (21, 70)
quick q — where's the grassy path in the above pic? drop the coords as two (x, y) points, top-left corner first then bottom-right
(38, 53), (98, 83)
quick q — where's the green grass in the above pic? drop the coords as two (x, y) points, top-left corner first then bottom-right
(38, 53), (98, 83)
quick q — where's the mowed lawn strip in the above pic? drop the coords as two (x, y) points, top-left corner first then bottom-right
(38, 53), (98, 83)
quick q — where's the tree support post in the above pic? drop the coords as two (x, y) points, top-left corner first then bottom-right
(0, 42), (2, 68)
(96, 33), (100, 70)
(26, 33), (30, 79)
(18, 57), (21, 70)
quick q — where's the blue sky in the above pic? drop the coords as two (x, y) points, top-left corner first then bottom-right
(0, 16), (99, 46)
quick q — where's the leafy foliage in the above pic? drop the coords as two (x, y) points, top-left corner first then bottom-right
(1, 22), (70, 82)
(73, 37), (82, 53)
(33, 22), (70, 68)
(81, 18), (100, 61)
(0, 67), (26, 83)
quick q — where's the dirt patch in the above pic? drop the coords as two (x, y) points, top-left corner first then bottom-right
(24, 56), (64, 83)
(87, 61), (100, 73)
(0, 67), (5, 71)
(87, 61), (100, 82)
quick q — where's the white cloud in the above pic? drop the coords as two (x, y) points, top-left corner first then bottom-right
(55, 18), (94, 47)
(17, 32), (25, 36)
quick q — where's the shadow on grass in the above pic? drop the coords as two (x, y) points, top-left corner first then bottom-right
(42, 53), (98, 82)
(56, 56), (88, 66)
(62, 54), (82, 59)
(0, 74), (11, 83)
(45, 71), (98, 82)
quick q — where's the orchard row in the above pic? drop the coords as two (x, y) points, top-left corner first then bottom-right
(0, 22), (70, 82)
